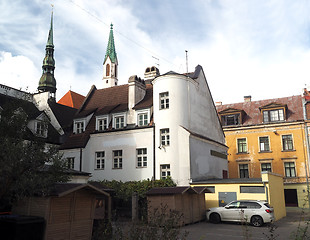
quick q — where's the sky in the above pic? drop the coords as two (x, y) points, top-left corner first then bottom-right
(1, 0), (310, 104)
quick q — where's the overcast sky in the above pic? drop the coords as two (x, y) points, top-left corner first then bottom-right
(1, 0), (310, 104)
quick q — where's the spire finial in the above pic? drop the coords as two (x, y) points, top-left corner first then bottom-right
(110, 23), (113, 29)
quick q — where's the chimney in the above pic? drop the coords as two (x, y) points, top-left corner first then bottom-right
(144, 66), (160, 83)
(244, 95), (252, 102)
(128, 75), (146, 124)
(216, 101), (222, 106)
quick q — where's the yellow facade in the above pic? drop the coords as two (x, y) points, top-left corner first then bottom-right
(217, 95), (310, 208)
(192, 172), (286, 221)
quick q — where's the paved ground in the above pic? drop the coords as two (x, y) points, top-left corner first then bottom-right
(181, 208), (310, 240)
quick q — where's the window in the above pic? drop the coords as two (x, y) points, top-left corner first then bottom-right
(113, 150), (122, 169)
(282, 134), (294, 151)
(239, 164), (249, 178)
(237, 138), (247, 153)
(115, 116), (124, 129)
(263, 109), (284, 122)
(95, 151), (105, 169)
(160, 128), (170, 146)
(160, 164), (171, 179)
(137, 148), (147, 167)
(159, 92), (169, 109)
(284, 162), (296, 177)
(259, 136), (270, 152)
(221, 114), (240, 126)
(138, 113), (148, 126)
(67, 157), (74, 169)
(35, 121), (47, 137)
(240, 186), (265, 194)
(75, 121), (84, 133)
(106, 64), (110, 76)
(97, 118), (108, 131)
(261, 163), (272, 172)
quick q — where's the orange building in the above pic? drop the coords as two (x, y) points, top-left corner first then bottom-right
(217, 95), (310, 208)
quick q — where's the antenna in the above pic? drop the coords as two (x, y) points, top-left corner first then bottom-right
(185, 50), (188, 73)
(152, 56), (160, 68)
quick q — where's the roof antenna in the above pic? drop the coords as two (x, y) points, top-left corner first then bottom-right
(185, 50), (188, 73)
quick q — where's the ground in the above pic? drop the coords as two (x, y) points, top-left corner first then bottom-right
(182, 208), (310, 240)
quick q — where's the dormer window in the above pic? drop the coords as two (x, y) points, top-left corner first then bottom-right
(112, 113), (126, 129)
(260, 103), (287, 123)
(218, 108), (244, 126)
(35, 120), (47, 138)
(136, 109), (150, 127)
(96, 116), (109, 131)
(263, 109), (284, 122)
(221, 114), (240, 126)
(74, 120), (85, 134)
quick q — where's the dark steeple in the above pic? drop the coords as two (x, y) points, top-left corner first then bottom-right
(38, 11), (56, 95)
(103, 23), (117, 64)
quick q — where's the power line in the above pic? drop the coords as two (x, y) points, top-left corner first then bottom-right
(66, 0), (176, 68)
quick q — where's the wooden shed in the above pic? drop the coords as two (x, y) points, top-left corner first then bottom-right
(13, 183), (111, 240)
(146, 186), (209, 226)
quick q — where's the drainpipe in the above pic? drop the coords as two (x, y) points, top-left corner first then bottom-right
(302, 98), (310, 208)
(153, 125), (156, 181)
(79, 148), (83, 172)
(263, 182), (269, 203)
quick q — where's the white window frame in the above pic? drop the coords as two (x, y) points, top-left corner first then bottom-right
(95, 151), (105, 170)
(160, 164), (171, 179)
(112, 113), (126, 129)
(35, 120), (47, 138)
(160, 128), (170, 146)
(136, 109), (150, 127)
(74, 119), (86, 134)
(113, 150), (123, 169)
(137, 148), (147, 168)
(159, 92), (169, 110)
(96, 115), (109, 131)
(67, 157), (75, 169)
(259, 136), (270, 152)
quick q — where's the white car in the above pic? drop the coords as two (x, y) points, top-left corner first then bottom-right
(206, 200), (274, 227)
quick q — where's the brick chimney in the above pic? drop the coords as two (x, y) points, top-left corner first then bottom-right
(244, 95), (252, 102)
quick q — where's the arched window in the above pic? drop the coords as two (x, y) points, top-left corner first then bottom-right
(115, 65), (117, 77)
(106, 64), (110, 76)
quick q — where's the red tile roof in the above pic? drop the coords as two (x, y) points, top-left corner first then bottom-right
(58, 90), (85, 109)
(216, 95), (303, 126)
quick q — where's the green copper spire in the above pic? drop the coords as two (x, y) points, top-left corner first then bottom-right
(103, 23), (117, 64)
(38, 11), (56, 94)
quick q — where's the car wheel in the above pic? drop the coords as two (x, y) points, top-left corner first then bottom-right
(209, 213), (221, 224)
(251, 215), (263, 227)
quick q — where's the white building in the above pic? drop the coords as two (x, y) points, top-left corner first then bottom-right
(60, 25), (228, 186)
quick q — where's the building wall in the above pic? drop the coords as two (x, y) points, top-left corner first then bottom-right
(225, 122), (308, 182)
(153, 71), (226, 185)
(62, 128), (154, 182)
(190, 135), (228, 182)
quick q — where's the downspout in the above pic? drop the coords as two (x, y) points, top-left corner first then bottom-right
(263, 182), (269, 202)
(153, 125), (156, 181)
(302, 98), (310, 208)
(79, 148), (83, 172)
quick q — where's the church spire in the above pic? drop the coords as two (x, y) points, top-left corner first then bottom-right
(104, 23), (117, 64)
(38, 10), (56, 97)
(102, 23), (118, 88)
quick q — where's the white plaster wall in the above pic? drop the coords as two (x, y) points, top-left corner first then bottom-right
(189, 136), (228, 182)
(153, 71), (226, 185)
(188, 72), (225, 143)
(83, 128), (154, 182)
(61, 149), (81, 171)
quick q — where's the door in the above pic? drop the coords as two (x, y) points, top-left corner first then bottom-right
(284, 189), (298, 207)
